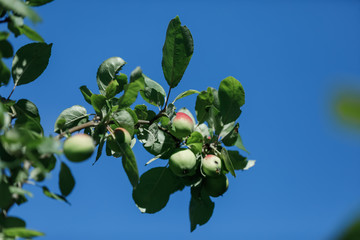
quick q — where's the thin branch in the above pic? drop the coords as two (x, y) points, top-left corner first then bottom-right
(162, 87), (172, 112)
(7, 84), (17, 100)
(56, 120), (99, 140)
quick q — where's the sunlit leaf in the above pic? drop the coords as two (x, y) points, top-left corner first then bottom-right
(96, 57), (126, 95)
(3, 228), (44, 238)
(172, 89), (199, 104)
(19, 24), (44, 42)
(54, 105), (88, 133)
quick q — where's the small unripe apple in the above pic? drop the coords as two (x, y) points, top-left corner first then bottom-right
(114, 127), (131, 145)
(203, 174), (229, 197)
(169, 148), (197, 177)
(201, 154), (222, 177)
(171, 112), (194, 139)
(63, 134), (95, 162)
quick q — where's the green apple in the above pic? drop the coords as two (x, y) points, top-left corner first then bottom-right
(114, 127), (131, 145)
(169, 148), (197, 177)
(201, 154), (222, 177)
(203, 174), (229, 197)
(171, 112), (194, 139)
(63, 134), (95, 162)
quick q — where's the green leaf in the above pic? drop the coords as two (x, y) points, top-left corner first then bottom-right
(189, 185), (214, 232)
(12, 42), (52, 86)
(0, 60), (10, 86)
(9, 186), (33, 198)
(90, 94), (106, 115)
(0, 31), (10, 40)
(162, 16), (194, 88)
(172, 89), (200, 104)
(54, 105), (88, 133)
(221, 122), (239, 146)
(115, 73), (128, 92)
(120, 144), (139, 188)
(26, 0), (54, 7)
(3, 228), (44, 238)
(105, 80), (120, 99)
(218, 76), (245, 124)
(19, 24), (44, 42)
(221, 147), (235, 177)
(59, 162), (75, 196)
(13, 99), (43, 134)
(0, 40), (13, 58)
(0, 0), (41, 23)
(112, 109), (135, 136)
(117, 68), (144, 109)
(35, 137), (61, 155)
(79, 85), (93, 105)
(0, 182), (12, 208)
(42, 186), (69, 204)
(2, 217), (26, 228)
(234, 134), (249, 153)
(227, 150), (247, 170)
(96, 57), (126, 95)
(195, 91), (212, 124)
(140, 74), (166, 107)
(93, 135), (105, 164)
(187, 131), (203, 154)
(132, 167), (184, 213)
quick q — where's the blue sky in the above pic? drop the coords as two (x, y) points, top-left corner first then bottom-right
(2, 0), (360, 239)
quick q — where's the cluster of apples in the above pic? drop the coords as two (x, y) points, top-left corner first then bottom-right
(169, 112), (229, 197)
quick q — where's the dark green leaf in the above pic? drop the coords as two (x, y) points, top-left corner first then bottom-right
(218, 76), (245, 124)
(0, 40), (13, 58)
(59, 162), (75, 196)
(162, 16), (194, 88)
(234, 134), (249, 153)
(3, 228), (44, 238)
(0, 182), (12, 208)
(93, 135), (105, 165)
(120, 144), (139, 188)
(12, 42), (52, 86)
(19, 24), (44, 42)
(7, 18), (21, 37)
(90, 94), (106, 115)
(134, 105), (148, 120)
(13, 99), (43, 134)
(79, 85), (93, 105)
(54, 105), (88, 133)
(0, 0), (41, 22)
(227, 150), (248, 170)
(189, 185), (214, 232)
(96, 57), (126, 95)
(26, 0), (54, 7)
(172, 89), (200, 104)
(0, 31), (10, 40)
(195, 91), (212, 124)
(117, 68), (144, 109)
(221, 122), (239, 146)
(140, 74), (166, 107)
(115, 73), (128, 92)
(3, 217), (26, 228)
(221, 147), (235, 177)
(0, 60), (10, 86)
(132, 167), (184, 213)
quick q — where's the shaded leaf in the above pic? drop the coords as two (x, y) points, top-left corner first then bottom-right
(189, 185), (214, 232)
(140, 74), (166, 107)
(227, 150), (247, 170)
(112, 109), (135, 136)
(218, 76), (245, 124)
(3, 217), (26, 228)
(132, 167), (184, 213)
(12, 42), (52, 86)
(0, 182), (12, 208)
(221, 147), (235, 177)
(234, 134), (249, 153)
(96, 57), (126, 95)
(162, 16), (194, 88)
(90, 94), (106, 115)
(26, 0), (54, 7)
(0, 40), (13, 58)
(59, 162), (75, 196)
(42, 186), (69, 204)
(0, 60), (10, 86)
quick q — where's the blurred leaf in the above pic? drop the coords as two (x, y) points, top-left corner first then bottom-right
(12, 42), (52, 86)
(338, 217), (360, 240)
(79, 85), (93, 105)
(189, 185), (214, 232)
(218, 76), (244, 124)
(140, 74), (166, 107)
(3, 228), (44, 238)
(26, 0), (54, 7)
(0, 182), (12, 208)
(0, 0), (41, 23)
(0, 40), (13, 58)
(172, 89), (199, 104)
(221, 147), (235, 177)
(14, 99), (43, 134)
(9, 186), (33, 198)
(335, 90), (360, 129)
(54, 105), (88, 133)
(132, 167), (184, 213)
(96, 57), (126, 95)
(59, 162), (75, 196)
(162, 16), (193, 88)
(0, 31), (10, 40)
(0, 60), (10, 86)
(19, 24), (44, 42)
(3, 217), (26, 228)
(118, 67), (144, 109)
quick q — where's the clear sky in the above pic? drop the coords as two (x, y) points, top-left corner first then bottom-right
(2, 0), (360, 239)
